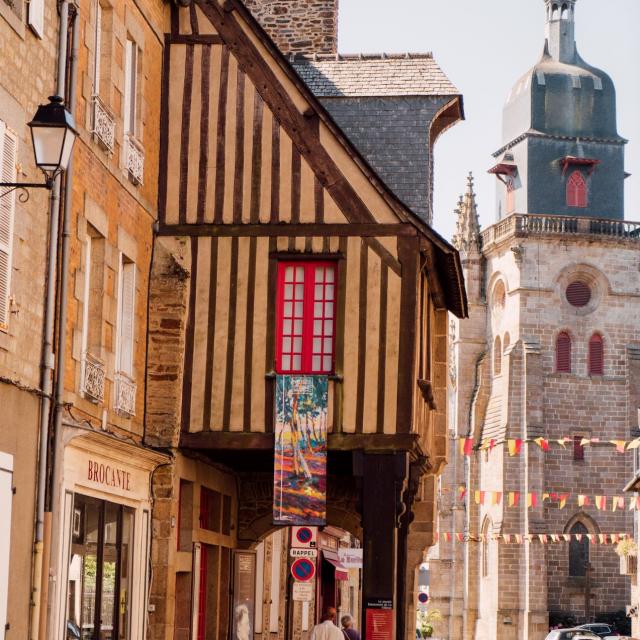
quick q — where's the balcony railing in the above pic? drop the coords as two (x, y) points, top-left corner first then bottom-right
(92, 96), (116, 153)
(125, 135), (144, 185)
(82, 352), (105, 404)
(481, 213), (640, 247)
(114, 371), (136, 417)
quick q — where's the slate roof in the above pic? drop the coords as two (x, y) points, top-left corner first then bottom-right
(291, 53), (460, 98)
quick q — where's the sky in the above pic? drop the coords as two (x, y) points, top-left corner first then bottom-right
(338, 0), (640, 241)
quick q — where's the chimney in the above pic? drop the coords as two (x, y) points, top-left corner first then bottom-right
(243, 0), (339, 55)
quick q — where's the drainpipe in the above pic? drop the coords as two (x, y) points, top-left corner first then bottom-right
(30, 2), (74, 639)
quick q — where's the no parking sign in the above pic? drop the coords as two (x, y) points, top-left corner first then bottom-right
(290, 557), (316, 582)
(291, 526), (317, 549)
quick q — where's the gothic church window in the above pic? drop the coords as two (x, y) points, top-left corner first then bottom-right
(492, 281), (506, 315)
(556, 332), (572, 373)
(588, 333), (604, 375)
(493, 336), (502, 376)
(566, 170), (587, 208)
(568, 522), (589, 576)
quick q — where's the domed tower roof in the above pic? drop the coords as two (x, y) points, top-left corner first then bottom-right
(502, 0), (623, 145)
(491, 0), (627, 221)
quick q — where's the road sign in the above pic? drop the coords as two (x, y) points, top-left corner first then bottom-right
(290, 557), (316, 582)
(291, 526), (317, 549)
(418, 592), (430, 605)
(292, 582), (314, 602)
(290, 548), (318, 559)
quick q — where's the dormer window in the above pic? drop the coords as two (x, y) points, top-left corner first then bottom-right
(566, 170), (587, 208)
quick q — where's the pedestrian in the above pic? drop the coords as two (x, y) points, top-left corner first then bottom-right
(340, 614), (361, 640)
(311, 607), (344, 640)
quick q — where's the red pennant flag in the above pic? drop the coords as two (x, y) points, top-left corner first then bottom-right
(508, 439), (522, 456)
(457, 533), (464, 542)
(458, 485), (467, 501)
(527, 493), (538, 508)
(492, 492), (503, 506)
(534, 437), (549, 452)
(445, 533), (451, 542)
(489, 439), (497, 452)
(463, 438), (474, 456)
(508, 492), (520, 507)
(558, 494), (570, 509)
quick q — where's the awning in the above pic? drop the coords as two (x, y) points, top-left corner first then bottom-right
(560, 156), (601, 176)
(322, 550), (349, 581)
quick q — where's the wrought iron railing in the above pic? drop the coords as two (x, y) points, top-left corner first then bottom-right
(92, 96), (116, 153)
(114, 371), (136, 417)
(125, 134), (144, 185)
(82, 352), (105, 404)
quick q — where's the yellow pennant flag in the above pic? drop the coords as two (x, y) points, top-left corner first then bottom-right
(563, 534), (571, 542)
(551, 534), (560, 543)
(627, 438), (640, 450)
(612, 496), (625, 512)
(580, 437), (591, 447)
(557, 438), (571, 448)
(599, 534), (606, 544)
(492, 492), (503, 506)
(558, 493), (569, 509)
(610, 440), (627, 454)
(508, 492), (520, 507)
(578, 495), (588, 507)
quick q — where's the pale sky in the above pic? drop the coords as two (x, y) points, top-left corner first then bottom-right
(338, 0), (640, 241)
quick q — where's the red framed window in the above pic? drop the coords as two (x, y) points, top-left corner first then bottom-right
(556, 332), (572, 373)
(573, 435), (585, 461)
(566, 170), (587, 208)
(276, 261), (336, 374)
(588, 333), (604, 375)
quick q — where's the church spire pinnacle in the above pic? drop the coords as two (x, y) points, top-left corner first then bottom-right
(452, 172), (481, 256)
(544, 0), (578, 63)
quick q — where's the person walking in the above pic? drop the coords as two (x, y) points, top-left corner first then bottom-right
(340, 614), (361, 640)
(311, 608), (343, 640)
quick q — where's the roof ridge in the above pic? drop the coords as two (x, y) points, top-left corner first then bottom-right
(290, 52), (434, 62)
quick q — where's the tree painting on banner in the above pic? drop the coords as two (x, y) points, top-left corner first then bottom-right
(273, 376), (327, 525)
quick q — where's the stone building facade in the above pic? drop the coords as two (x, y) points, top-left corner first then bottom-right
(430, 2), (637, 638)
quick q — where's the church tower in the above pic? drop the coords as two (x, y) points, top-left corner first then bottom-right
(431, 2), (638, 638)
(491, 0), (627, 220)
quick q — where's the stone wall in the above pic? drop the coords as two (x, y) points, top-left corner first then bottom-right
(243, 0), (338, 55)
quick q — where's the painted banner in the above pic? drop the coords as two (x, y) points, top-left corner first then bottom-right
(273, 375), (327, 525)
(232, 551), (256, 640)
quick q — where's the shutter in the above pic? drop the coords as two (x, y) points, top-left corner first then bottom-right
(573, 435), (585, 461)
(588, 334), (604, 375)
(118, 261), (135, 375)
(0, 125), (17, 329)
(0, 453), (13, 636)
(28, 0), (45, 38)
(556, 332), (572, 373)
(124, 40), (133, 134)
(94, 1), (102, 93)
(566, 281), (591, 307)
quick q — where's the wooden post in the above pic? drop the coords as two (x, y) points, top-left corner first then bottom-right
(360, 452), (408, 639)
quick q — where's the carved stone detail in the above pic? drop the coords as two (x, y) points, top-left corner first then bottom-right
(125, 135), (144, 185)
(83, 352), (105, 404)
(114, 371), (136, 417)
(92, 96), (116, 153)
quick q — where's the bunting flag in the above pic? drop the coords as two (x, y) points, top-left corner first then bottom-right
(458, 485), (467, 501)
(508, 491), (519, 507)
(457, 436), (640, 456)
(613, 496), (625, 512)
(595, 496), (607, 511)
(578, 495), (590, 507)
(492, 492), (502, 506)
(508, 439), (523, 456)
(527, 493), (537, 508)
(559, 494), (570, 509)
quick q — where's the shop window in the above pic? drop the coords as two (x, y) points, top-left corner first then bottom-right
(573, 435), (585, 461)
(556, 332), (572, 373)
(275, 262), (336, 374)
(566, 170), (587, 208)
(588, 333), (604, 375)
(0, 122), (17, 331)
(66, 494), (134, 640)
(197, 544), (231, 640)
(568, 522), (589, 576)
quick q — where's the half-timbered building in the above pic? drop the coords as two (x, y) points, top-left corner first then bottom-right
(144, 1), (467, 639)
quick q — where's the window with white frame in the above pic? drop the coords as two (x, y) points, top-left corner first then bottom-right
(0, 121), (17, 331)
(124, 38), (140, 138)
(116, 256), (135, 377)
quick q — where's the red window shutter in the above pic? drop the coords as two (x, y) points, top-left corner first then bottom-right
(588, 334), (604, 375)
(566, 170), (587, 208)
(276, 261), (336, 374)
(556, 332), (572, 373)
(573, 435), (585, 461)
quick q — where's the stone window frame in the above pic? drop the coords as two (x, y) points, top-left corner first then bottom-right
(555, 329), (573, 374)
(587, 332), (605, 376)
(0, 0), (25, 38)
(554, 263), (609, 318)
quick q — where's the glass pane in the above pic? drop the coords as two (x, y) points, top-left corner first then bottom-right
(283, 319), (292, 335)
(294, 301), (304, 317)
(284, 302), (292, 317)
(324, 320), (333, 336)
(294, 320), (303, 335)
(285, 266), (293, 281)
(293, 337), (303, 353)
(66, 495), (101, 640)
(325, 285), (335, 301)
(284, 284), (293, 300)
(312, 356), (321, 371)
(282, 355), (291, 370)
(282, 337), (291, 353)
(101, 503), (119, 638)
(313, 338), (321, 353)
(325, 268), (335, 283)
(314, 284), (323, 299)
(315, 267), (325, 282)
(295, 284), (304, 300)
(295, 266), (304, 280)
(313, 320), (322, 336)
(314, 302), (322, 318)
(323, 356), (332, 372)
(117, 509), (134, 639)
(324, 302), (334, 318)
(292, 355), (302, 371)
(324, 338), (332, 353)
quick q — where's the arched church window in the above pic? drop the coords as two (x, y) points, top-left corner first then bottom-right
(506, 179), (515, 214)
(566, 170), (587, 208)
(588, 333), (604, 375)
(569, 522), (589, 576)
(551, 3), (559, 20)
(561, 3), (569, 19)
(556, 332), (572, 373)
(492, 281), (506, 313)
(494, 336), (502, 376)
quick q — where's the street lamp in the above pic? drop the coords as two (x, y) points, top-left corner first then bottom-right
(0, 95), (77, 197)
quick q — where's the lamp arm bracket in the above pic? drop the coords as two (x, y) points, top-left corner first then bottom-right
(0, 180), (54, 202)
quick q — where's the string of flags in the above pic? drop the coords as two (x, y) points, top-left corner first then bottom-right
(457, 436), (640, 456)
(435, 532), (631, 545)
(457, 487), (640, 512)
